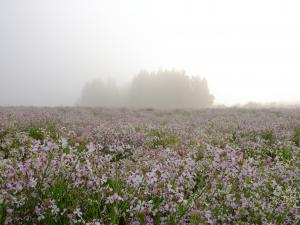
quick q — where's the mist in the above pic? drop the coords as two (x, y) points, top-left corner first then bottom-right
(1, 0), (300, 107)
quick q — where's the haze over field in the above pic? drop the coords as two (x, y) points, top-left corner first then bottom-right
(0, 0), (300, 107)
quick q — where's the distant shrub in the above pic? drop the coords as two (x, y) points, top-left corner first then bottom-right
(261, 130), (274, 143)
(29, 128), (44, 140)
(292, 127), (300, 147)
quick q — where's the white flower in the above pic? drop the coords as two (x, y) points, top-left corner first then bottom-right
(29, 178), (37, 188)
(86, 143), (95, 152)
(62, 138), (68, 148)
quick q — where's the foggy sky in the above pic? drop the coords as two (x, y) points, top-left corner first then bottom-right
(0, 0), (300, 106)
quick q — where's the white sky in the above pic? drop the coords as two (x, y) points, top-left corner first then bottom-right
(0, 0), (300, 106)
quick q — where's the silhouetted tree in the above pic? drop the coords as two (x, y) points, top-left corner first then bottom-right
(129, 70), (214, 108)
(79, 79), (123, 107)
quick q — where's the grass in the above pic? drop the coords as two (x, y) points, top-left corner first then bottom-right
(150, 129), (178, 149)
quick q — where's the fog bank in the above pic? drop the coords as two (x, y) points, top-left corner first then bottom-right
(1, 0), (300, 106)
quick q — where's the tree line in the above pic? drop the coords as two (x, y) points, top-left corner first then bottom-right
(78, 70), (214, 109)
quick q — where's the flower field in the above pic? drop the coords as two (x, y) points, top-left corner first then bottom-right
(0, 107), (299, 224)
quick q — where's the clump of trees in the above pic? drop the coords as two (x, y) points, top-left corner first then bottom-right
(79, 79), (125, 108)
(78, 70), (214, 109)
(129, 70), (214, 108)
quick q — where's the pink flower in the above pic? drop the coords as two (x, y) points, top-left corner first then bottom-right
(35, 206), (42, 216)
(6, 208), (13, 214)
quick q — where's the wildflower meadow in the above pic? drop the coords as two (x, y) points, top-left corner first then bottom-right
(0, 107), (299, 224)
